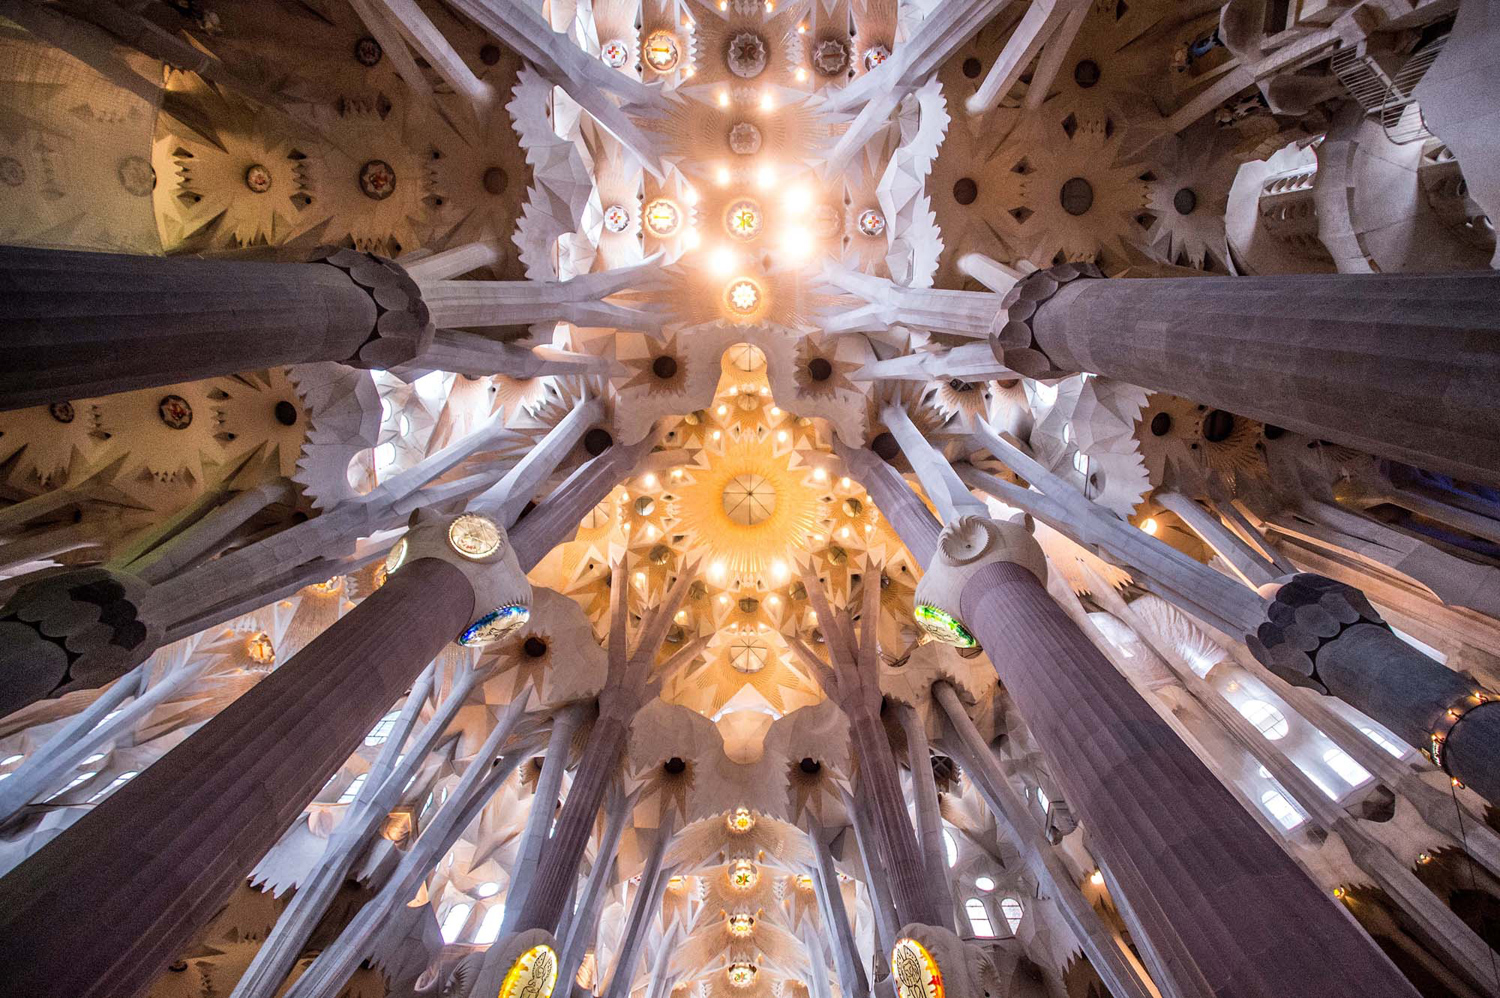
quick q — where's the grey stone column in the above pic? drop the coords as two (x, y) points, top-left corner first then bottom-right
(994, 266), (1500, 485)
(809, 826), (871, 998)
(0, 246), (433, 410)
(502, 703), (588, 929)
(557, 785), (636, 992)
(0, 557), (475, 998)
(1250, 574), (1500, 806)
(953, 556), (1420, 998)
(601, 820), (674, 998)
(895, 703), (956, 929)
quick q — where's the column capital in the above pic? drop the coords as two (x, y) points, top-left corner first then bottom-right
(315, 249), (435, 370)
(912, 516), (1046, 648)
(989, 262), (1100, 379)
(384, 509), (531, 648)
(1245, 573), (1387, 696)
(0, 567), (162, 714)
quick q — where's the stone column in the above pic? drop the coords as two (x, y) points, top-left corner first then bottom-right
(601, 820), (674, 998)
(0, 247), (433, 410)
(895, 703), (956, 929)
(502, 703), (589, 929)
(809, 826), (871, 998)
(0, 509), (532, 998)
(913, 518), (1421, 998)
(558, 784), (636, 992)
(993, 265), (1500, 485)
(1250, 574), (1500, 806)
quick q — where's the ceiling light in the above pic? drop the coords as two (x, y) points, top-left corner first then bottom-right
(708, 246), (737, 274)
(684, 228), (702, 249)
(715, 165), (732, 186)
(718, 91), (730, 108)
(794, 67), (808, 82)
(1141, 517), (1158, 535)
(784, 186), (811, 212)
(759, 91), (774, 111)
(755, 165), (775, 188)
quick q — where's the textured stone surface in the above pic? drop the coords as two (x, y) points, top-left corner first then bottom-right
(0, 558), (474, 998)
(959, 562), (1419, 998)
(0, 567), (162, 716)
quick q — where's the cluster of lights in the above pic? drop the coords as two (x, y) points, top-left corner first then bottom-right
(727, 964), (758, 989)
(728, 806), (756, 832)
(644, 198), (681, 237)
(1428, 689), (1492, 769)
(727, 912), (756, 937)
(913, 604), (978, 648)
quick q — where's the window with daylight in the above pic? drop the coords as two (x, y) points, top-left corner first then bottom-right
(47, 771), (97, 799)
(973, 876), (995, 892)
(337, 773), (367, 804)
(1323, 747), (1371, 787)
(943, 829), (958, 868)
(474, 903), (507, 944)
(1261, 789), (1304, 829)
(1000, 897), (1024, 933)
(365, 710), (401, 745)
(1361, 726), (1407, 758)
(1035, 786), (1050, 813)
(440, 903), (472, 943)
(1238, 699), (1290, 740)
(965, 898), (995, 937)
(87, 771), (138, 802)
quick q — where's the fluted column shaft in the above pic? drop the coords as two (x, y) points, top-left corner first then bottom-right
(1024, 270), (1500, 485)
(0, 557), (474, 998)
(0, 246), (432, 409)
(511, 706), (631, 933)
(502, 703), (587, 928)
(510, 436), (655, 569)
(847, 700), (943, 927)
(958, 561), (1419, 998)
(895, 703), (955, 928)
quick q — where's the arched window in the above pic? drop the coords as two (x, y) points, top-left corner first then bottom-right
(365, 710), (401, 746)
(441, 902), (473, 943)
(474, 903), (507, 944)
(1322, 747), (1371, 787)
(47, 771), (97, 799)
(337, 773), (367, 804)
(942, 829), (958, 868)
(964, 898), (995, 937)
(999, 897), (1024, 933)
(1238, 699), (1290, 740)
(1261, 790), (1303, 830)
(1034, 786), (1050, 813)
(1360, 726), (1407, 758)
(88, 771), (138, 802)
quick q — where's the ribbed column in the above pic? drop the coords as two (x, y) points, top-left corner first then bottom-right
(502, 703), (587, 927)
(1016, 269), (1500, 485)
(895, 703), (955, 927)
(510, 707), (631, 933)
(0, 557), (474, 998)
(510, 436), (655, 569)
(0, 246), (432, 409)
(958, 562), (1419, 998)
(847, 700), (943, 927)
(832, 440), (941, 565)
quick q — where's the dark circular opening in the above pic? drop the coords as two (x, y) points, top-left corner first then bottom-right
(1173, 187), (1198, 216)
(354, 37), (383, 67)
(872, 431), (900, 461)
(169, 961), (189, 973)
(652, 355), (679, 379)
(1060, 177), (1094, 216)
(1149, 412), (1172, 436)
(808, 357), (833, 381)
(274, 400), (298, 426)
(483, 167), (508, 195)
(952, 177), (978, 205)
(799, 757), (822, 774)
(479, 44), (502, 66)
(664, 757), (687, 775)
(1074, 59), (1101, 88)
(1202, 410), (1236, 443)
(1263, 424), (1286, 440)
(584, 427), (614, 456)
(962, 57), (982, 79)
(523, 636), (548, 658)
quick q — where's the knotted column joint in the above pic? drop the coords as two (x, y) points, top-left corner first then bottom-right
(912, 515), (1047, 649)
(989, 263), (1100, 379)
(316, 248), (435, 369)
